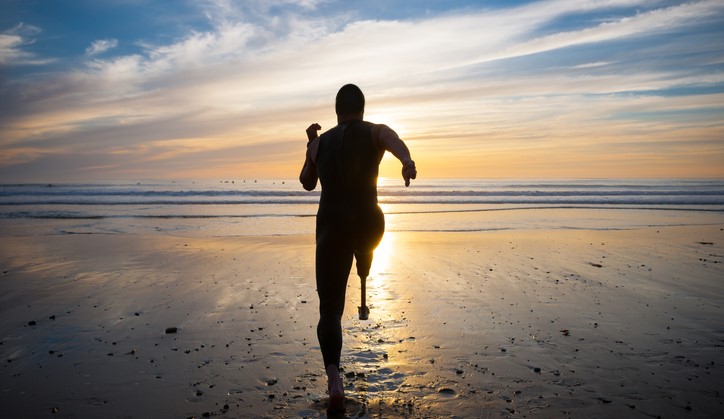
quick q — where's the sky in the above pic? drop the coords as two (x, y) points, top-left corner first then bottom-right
(1, 0), (723, 181)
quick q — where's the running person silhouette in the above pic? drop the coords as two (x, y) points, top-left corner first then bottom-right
(300, 84), (416, 414)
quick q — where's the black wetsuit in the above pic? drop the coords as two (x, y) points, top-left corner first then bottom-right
(315, 120), (385, 367)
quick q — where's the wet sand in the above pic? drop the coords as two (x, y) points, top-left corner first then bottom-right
(0, 225), (722, 418)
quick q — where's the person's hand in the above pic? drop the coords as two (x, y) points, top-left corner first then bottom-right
(306, 123), (321, 142)
(402, 160), (417, 187)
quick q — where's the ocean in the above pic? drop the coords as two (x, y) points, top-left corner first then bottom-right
(1, 179), (723, 237)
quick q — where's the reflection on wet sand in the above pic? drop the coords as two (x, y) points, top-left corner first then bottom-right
(1, 226), (722, 418)
(336, 231), (495, 416)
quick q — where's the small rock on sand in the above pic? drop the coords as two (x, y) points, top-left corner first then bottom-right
(589, 262), (603, 268)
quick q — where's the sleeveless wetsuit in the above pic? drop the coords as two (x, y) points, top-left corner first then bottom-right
(315, 120), (385, 367)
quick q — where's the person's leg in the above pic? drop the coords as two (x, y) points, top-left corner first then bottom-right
(315, 222), (353, 412)
(316, 235), (353, 367)
(354, 207), (385, 279)
(325, 364), (344, 413)
(353, 208), (384, 321)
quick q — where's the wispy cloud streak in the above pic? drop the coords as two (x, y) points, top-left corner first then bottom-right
(0, 23), (54, 65)
(85, 39), (118, 56)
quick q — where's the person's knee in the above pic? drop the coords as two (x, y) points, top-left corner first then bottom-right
(319, 304), (344, 322)
(355, 253), (372, 278)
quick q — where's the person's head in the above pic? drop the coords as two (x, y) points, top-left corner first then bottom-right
(335, 84), (364, 120)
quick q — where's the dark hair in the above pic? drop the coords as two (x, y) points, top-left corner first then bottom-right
(335, 84), (365, 115)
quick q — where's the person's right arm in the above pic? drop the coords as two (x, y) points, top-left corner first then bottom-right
(299, 123), (321, 191)
(374, 125), (417, 187)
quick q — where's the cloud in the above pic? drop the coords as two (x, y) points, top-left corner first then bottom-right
(198, 0), (329, 28)
(0, 23), (54, 65)
(487, 0), (724, 65)
(572, 61), (613, 69)
(0, 33), (25, 64)
(1, 0), (723, 180)
(85, 39), (119, 56)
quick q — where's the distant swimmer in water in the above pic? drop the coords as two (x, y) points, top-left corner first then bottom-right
(299, 84), (417, 414)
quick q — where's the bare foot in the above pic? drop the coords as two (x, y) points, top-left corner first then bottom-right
(326, 364), (345, 414)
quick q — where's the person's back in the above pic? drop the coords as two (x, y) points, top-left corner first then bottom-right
(316, 120), (379, 222)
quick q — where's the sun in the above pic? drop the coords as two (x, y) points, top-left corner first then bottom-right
(365, 112), (409, 139)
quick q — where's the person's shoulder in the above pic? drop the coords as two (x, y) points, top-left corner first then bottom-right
(318, 124), (340, 140)
(377, 124), (399, 140)
(364, 121), (396, 135)
(364, 121), (388, 129)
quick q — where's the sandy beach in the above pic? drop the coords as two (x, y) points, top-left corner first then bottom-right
(1, 223), (722, 418)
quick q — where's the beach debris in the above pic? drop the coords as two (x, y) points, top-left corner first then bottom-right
(165, 327), (178, 334)
(697, 241), (714, 245)
(588, 262), (603, 268)
(267, 378), (278, 386)
(560, 329), (570, 336)
(27, 320), (37, 326)
(49, 315), (56, 320)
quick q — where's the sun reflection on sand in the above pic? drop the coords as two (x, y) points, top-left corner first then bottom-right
(360, 232), (405, 324)
(371, 232), (396, 278)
